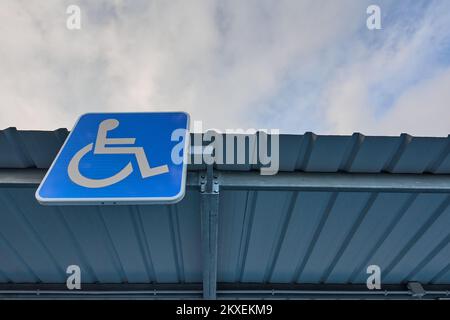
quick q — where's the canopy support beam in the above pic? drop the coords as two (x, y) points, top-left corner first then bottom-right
(200, 167), (220, 299)
(1, 169), (449, 194)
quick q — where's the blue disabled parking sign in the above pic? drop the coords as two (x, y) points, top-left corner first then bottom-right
(36, 112), (190, 205)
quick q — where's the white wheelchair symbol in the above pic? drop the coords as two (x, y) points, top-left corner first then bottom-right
(68, 119), (169, 188)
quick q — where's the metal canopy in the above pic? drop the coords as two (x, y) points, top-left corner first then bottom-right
(0, 129), (449, 300)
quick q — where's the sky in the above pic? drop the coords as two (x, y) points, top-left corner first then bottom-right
(0, 0), (449, 136)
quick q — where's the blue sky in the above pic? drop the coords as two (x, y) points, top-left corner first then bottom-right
(256, 0), (450, 134)
(0, 0), (449, 136)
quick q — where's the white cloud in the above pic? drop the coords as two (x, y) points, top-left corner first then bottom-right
(0, 0), (449, 136)
(376, 67), (450, 136)
(319, 1), (450, 136)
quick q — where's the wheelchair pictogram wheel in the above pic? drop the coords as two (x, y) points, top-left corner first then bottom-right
(68, 143), (133, 188)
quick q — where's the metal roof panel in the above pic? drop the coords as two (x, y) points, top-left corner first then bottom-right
(1, 129), (449, 174)
(0, 130), (449, 298)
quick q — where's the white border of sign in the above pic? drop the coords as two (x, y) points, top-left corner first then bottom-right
(35, 112), (190, 205)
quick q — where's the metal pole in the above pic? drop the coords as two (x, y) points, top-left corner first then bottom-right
(200, 170), (220, 299)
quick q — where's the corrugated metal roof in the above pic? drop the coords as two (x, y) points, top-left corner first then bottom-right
(1, 128), (449, 173)
(0, 129), (449, 298)
(0, 187), (449, 286)
(0, 188), (201, 284)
